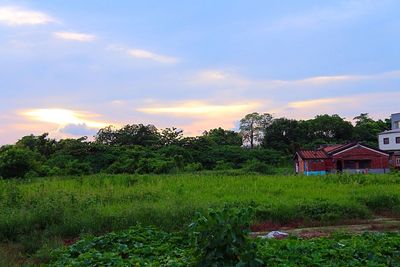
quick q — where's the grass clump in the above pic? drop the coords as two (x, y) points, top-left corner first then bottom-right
(257, 233), (400, 266)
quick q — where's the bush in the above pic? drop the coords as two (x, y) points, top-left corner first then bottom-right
(65, 160), (92, 176)
(213, 160), (234, 170)
(189, 206), (263, 267)
(106, 158), (136, 174)
(298, 200), (370, 222)
(136, 158), (177, 174)
(242, 159), (273, 174)
(184, 162), (203, 172)
(0, 146), (38, 178)
(359, 194), (400, 212)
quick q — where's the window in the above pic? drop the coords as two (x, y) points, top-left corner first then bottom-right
(396, 137), (400, 144)
(397, 157), (400, 166)
(344, 160), (357, 169)
(359, 160), (371, 169)
(383, 138), (389, 145)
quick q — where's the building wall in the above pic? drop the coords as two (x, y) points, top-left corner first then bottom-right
(332, 146), (389, 169)
(393, 155), (400, 168)
(305, 159), (326, 172)
(391, 113), (400, 130)
(379, 131), (400, 151)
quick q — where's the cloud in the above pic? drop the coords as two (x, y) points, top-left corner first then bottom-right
(196, 70), (228, 81)
(128, 49), (179, 64)
(59, 123), (98, 136)
(0, 6), (55, 26)
(137, 101), (260, 117)
(272, 91), (400, 120)
(136, 100), (261, 136)
(22, 108), (109, 128)
(54, 31), (96, 42)
(285, 97), (352, 110)
(268, 0), (381, 31)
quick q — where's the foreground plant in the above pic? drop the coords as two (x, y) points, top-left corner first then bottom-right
(189, 205), (263, 267)
(48, 226), (193, 266)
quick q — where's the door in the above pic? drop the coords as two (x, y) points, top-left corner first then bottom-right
(336, 160), (343, 172)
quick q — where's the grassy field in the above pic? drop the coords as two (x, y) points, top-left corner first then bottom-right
(1, 171), (400, 264)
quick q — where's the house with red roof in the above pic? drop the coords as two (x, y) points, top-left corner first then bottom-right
(295, 143), (390, 175)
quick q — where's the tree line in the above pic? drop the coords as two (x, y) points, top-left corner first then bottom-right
(0, 112), (389, 179)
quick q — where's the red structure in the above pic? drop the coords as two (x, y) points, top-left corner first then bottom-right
(295, 143), (390, 175)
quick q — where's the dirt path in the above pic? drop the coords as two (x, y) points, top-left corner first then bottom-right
(252, 217), (400, 239)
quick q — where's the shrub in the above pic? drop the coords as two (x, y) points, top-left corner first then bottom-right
(106, 158), (136, 174)
(184, 162), (203, 172)
(0, 146), (38, 178)
(298, 200), (370, 222)
(189, 205), (263, 267)
(358, 194), (400, 212)
(65, 160), (92, 176)
(214, 160), (234, 170)
(137, 158), (177, 174)
(242, 159), (273, 174)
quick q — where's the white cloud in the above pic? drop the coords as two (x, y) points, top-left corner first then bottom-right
(269, 91), (400, 120)
(137, 100), (260, 118)
(128, 49), (179, 64)
(268, 0), (381, 31)
(22, 108), (109, 128)
(54, 31), (96, 42)
(0, 6), (55, 26)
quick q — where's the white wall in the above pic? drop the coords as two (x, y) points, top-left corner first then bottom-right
(379, 132), (400, 151)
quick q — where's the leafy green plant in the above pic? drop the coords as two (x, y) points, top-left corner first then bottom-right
(189, 205), (263, 267)
(256, 233), (400, 266)
(48, 225), (193, 266)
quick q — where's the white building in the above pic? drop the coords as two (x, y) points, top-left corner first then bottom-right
(378, 113), (400, 168)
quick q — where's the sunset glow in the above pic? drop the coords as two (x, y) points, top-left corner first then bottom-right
(23, 109), (108, 128)
(0, 1), (399, 144)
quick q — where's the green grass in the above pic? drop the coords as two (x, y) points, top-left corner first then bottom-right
(1, 171), (400, 264)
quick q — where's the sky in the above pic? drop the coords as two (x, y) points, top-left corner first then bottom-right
(0, 0), (399, 145)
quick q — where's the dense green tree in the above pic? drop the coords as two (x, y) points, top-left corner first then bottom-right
(0, 146), (38, 178)
(95, 125), (117, 145)
(16, 133), (57, 158)
(96, 124), (161, 147)
(160, 127), (183, 146)
(353, 113), (390, 147)
(262, 118), (303, 154)
(306, 114), (353, 143)
(203, 127), (242, 146)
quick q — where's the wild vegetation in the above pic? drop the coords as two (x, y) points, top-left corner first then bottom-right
(47, 207), (400, 267)
(1, 172), (400, 265)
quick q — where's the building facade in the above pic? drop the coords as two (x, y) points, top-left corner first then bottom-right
(378, 113), (400, 169)
(295, 143), (390, 175)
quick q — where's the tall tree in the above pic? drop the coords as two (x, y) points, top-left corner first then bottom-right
(239, 113), (272, 148)
(160, 127), (183, 146)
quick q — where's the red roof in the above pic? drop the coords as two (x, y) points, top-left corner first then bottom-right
(297, 150), (329, 159)
(321, 144), (345, 153)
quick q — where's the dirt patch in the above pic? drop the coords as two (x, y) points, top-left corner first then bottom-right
(252, 217), (400, 239)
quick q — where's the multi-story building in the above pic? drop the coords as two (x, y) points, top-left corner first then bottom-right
(378, 113), (400, 169)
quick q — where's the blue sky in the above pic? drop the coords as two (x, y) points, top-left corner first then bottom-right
(0, 0), (399, 144)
